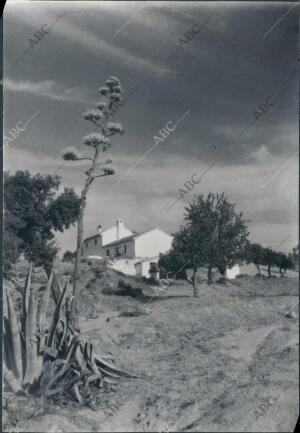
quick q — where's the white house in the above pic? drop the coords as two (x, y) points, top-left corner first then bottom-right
(82, 219), (133, 259)
(135, 257), (159, 278)
(82, 219), (173, 261)
(226, 264), (240, 279)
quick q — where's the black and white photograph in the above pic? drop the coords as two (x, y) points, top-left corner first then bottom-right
(2, 0), (299, 431)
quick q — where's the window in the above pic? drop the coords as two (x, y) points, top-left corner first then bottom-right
(106, 249), (110, 257)
(124, 244), (127, 254)
(94, 238), (97, 246)
(115, 247), (120, 256)
(85, 241), (88, 248)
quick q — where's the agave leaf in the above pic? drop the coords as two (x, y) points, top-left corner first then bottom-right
(51, 270), (63, 305)
(47, 277), (69, 349)
(94, 355), (140, 378)
(73, 340), (85, 368)
(39, 267), (54, 334)
(102, 376), (117, 385)
(22, 262), (33, 324)
(70, 383), (83, 404)
(44, 336), (81, 391)
(23, 283), (40, 387)
(3, 322), (16, 374)
(39, 359), (65, 394)
(84, 341), (100, 375)
(85, 373), (103, 386)
(57, 319), (67, 352)
(3, 365), (25, 395)
(4, 287), (23, 381)
(65, 295), (80, 333)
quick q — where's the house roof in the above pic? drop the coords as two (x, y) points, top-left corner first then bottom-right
(84, 233), (101, 242)
(104, 233), (141, 248)
(104, 228), (161, 248)
(86, 227), (173, 247)
(83, 222), (136, 243)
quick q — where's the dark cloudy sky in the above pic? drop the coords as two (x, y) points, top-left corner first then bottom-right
(4, 0), (299, 254)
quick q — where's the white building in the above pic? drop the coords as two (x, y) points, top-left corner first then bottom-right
(226, 264), (240, 279)
(82, 219), (173, 261)
(135, 257), (159, 278)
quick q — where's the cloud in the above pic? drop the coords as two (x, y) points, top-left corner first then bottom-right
(5, 2), (171, 76)
(5, 78), (94, 104)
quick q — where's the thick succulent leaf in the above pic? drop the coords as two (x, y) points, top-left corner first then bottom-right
(94, 355), (140, 378)
(84, 341), (100, 375)
(4, 287), (23, 381)
(70, 383), (83, 404)
(44, 336), (81, 391)
(3, 324), (16, 374)
(23, 284), (41, 387)
(51, 270), (63, 305)
(21, 262), (33, 336)
(39, 267), (54, 333)
(47, 277), (69, 349)
(3, 365), (25, 395)
(57, 319), (67, 352)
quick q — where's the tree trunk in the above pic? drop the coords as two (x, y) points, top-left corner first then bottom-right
(72, 148), (99, 322)
(268, 264), (272, 278)
(73, 199), (86, 298)
(279, 267), (284, 277)
(192, 269), (198, 298)
(256, 264), (261, 277)
(207, 265), (213, 285)
(218, 266), (227, 285)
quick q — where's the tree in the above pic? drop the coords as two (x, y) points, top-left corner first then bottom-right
(159, 193), (249, 296)
(4, 171), (81, 274)
(62, 250), (76, 262)
(185, 193), (249, 285)
(62, 76), (125, 303)
(292, 244), (299, 269)
(158, 226), (201, 297)
(212, 193), (249, 282)
(262, 248), (277, 277)
(246, 242), (265, 276)
(3, 210), (25, 273)
(274, 252), (294, 276)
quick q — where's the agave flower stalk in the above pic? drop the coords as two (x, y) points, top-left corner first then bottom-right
(62, 77), (126, 309)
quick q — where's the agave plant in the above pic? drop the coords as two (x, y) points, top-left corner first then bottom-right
(3, 264), (138, 406)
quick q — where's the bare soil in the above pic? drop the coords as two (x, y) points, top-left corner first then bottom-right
(3, 264), (299, 432)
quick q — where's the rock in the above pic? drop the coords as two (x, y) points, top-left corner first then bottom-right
(285, 311), (296, 319)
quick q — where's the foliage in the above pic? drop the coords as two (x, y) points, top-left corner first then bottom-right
(274, 252), (295, 276)
(3, 265), (137, 406)
(159, 193), (249, 295)
(261, 247), (278, 277)
(4, 171), (81, 273)
(3, 210), (25, 272)
(246, 242), (265, 276)
(62, 251), (76, 262)
(246, 242), (295, 277)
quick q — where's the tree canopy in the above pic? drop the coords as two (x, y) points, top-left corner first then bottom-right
(159, 193), (249, 296)
(4, 170), (81, 273)
(246, 242), (295, 277)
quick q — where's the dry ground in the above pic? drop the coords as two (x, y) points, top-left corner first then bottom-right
(3, 264), (299, 432)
